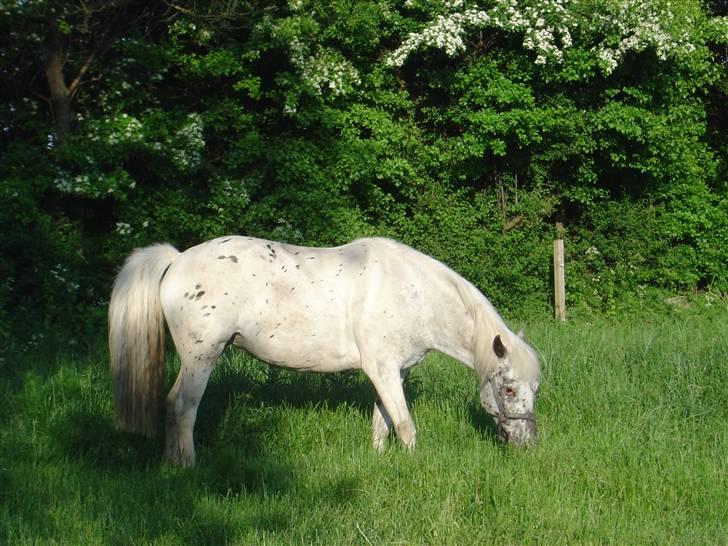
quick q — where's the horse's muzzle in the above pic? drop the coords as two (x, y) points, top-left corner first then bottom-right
(496, 412), (537, 447)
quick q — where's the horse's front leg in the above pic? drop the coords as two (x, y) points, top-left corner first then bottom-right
(372, 399), (392, 451)
(366, 367), (415, 450)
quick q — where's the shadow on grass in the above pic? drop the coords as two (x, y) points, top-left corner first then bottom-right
(31, 393), (301, 544)
(3, 345), (430, 543)
(466, 400), (501, 445)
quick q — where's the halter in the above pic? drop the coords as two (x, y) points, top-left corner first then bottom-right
(486, 378), (536, 429)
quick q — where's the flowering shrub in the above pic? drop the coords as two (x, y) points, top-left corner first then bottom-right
(387, 0), (725, 74)
(0, 0), (726, 340)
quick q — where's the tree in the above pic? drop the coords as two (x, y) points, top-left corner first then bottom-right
(1, 0), (728, 340)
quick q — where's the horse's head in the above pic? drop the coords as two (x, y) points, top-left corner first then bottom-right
(479, 334), (539, 447)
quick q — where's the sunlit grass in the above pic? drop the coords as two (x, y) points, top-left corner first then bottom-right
(1, 306), (726, 544)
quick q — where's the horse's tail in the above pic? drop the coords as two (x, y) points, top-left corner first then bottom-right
(108, 243), (180, 437)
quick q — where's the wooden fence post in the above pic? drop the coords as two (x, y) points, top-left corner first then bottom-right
(553, 222), (566, 321)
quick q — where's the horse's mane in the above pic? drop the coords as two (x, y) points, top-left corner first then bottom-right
(452, 273), (540, 384)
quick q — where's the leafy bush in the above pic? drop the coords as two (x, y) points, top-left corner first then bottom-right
(0, 0), (726, 339)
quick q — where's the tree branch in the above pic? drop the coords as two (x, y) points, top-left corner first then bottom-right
(68, 50), (96, 98)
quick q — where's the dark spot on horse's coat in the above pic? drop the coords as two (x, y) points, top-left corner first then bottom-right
(269, 334), (275, 338)
(224, 292), (228, 296)
(211, 305), (216, 309)
(308, 256), (315, 260)
(202, 305), (208, 310)
(188, 294), (195, 300)
(229, 255), (238, 263)
(218, 255), (226, 260)
(195, 291), (205, 300)
(184, 292), (189, 298)
(203, 313), (211, 317)
(220, 238), (231, 244)
(194, 339), (203, 344)
(195, 283), (202, 289)
(294, 251), (300, 255)
(291, 287), (295, 291)
(296, 264), (300, 269)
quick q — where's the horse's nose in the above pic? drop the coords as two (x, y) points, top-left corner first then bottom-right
(501, 417), (537, 447)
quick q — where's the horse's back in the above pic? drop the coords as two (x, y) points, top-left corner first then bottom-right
(159, 237), (374, 370)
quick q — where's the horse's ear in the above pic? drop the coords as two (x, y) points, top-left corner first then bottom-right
(493, 335), (507, 358)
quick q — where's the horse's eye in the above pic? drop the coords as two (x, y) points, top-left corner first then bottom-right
(503, 386), (516, 397)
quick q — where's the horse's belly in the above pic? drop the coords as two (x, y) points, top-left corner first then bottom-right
(232, 328), (360, 372)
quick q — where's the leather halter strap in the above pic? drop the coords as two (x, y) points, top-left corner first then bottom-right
(486, 379), (535, 428)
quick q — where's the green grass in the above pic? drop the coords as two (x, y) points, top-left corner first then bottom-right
(1, 306), (727, 544)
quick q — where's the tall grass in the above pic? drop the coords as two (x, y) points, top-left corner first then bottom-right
(1, 306), (726, 544)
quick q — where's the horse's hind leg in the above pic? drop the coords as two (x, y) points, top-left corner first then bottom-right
(165, 357), (216, 467)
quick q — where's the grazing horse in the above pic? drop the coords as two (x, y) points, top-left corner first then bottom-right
(109, 236), (540, 466)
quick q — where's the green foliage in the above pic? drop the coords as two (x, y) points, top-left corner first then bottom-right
(0, 0), (727, 336)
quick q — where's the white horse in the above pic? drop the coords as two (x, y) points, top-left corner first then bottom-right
(109, 236), (540, 467)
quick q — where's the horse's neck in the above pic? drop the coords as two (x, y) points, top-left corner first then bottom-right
(430, 275), (503, 373)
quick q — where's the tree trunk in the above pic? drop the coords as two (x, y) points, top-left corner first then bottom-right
(45, 17), (71, 146)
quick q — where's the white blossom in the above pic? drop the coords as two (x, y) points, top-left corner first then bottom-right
(116, 222), (132, 236)
(387, 0), (712, 75)
(287, 36), (361, 98)
(170, 112), (205, 170)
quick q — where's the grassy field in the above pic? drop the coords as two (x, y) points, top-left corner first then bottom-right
(1, 305), (727, 545)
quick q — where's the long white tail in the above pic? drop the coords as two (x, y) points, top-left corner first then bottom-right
(108, 244), (180, 437)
